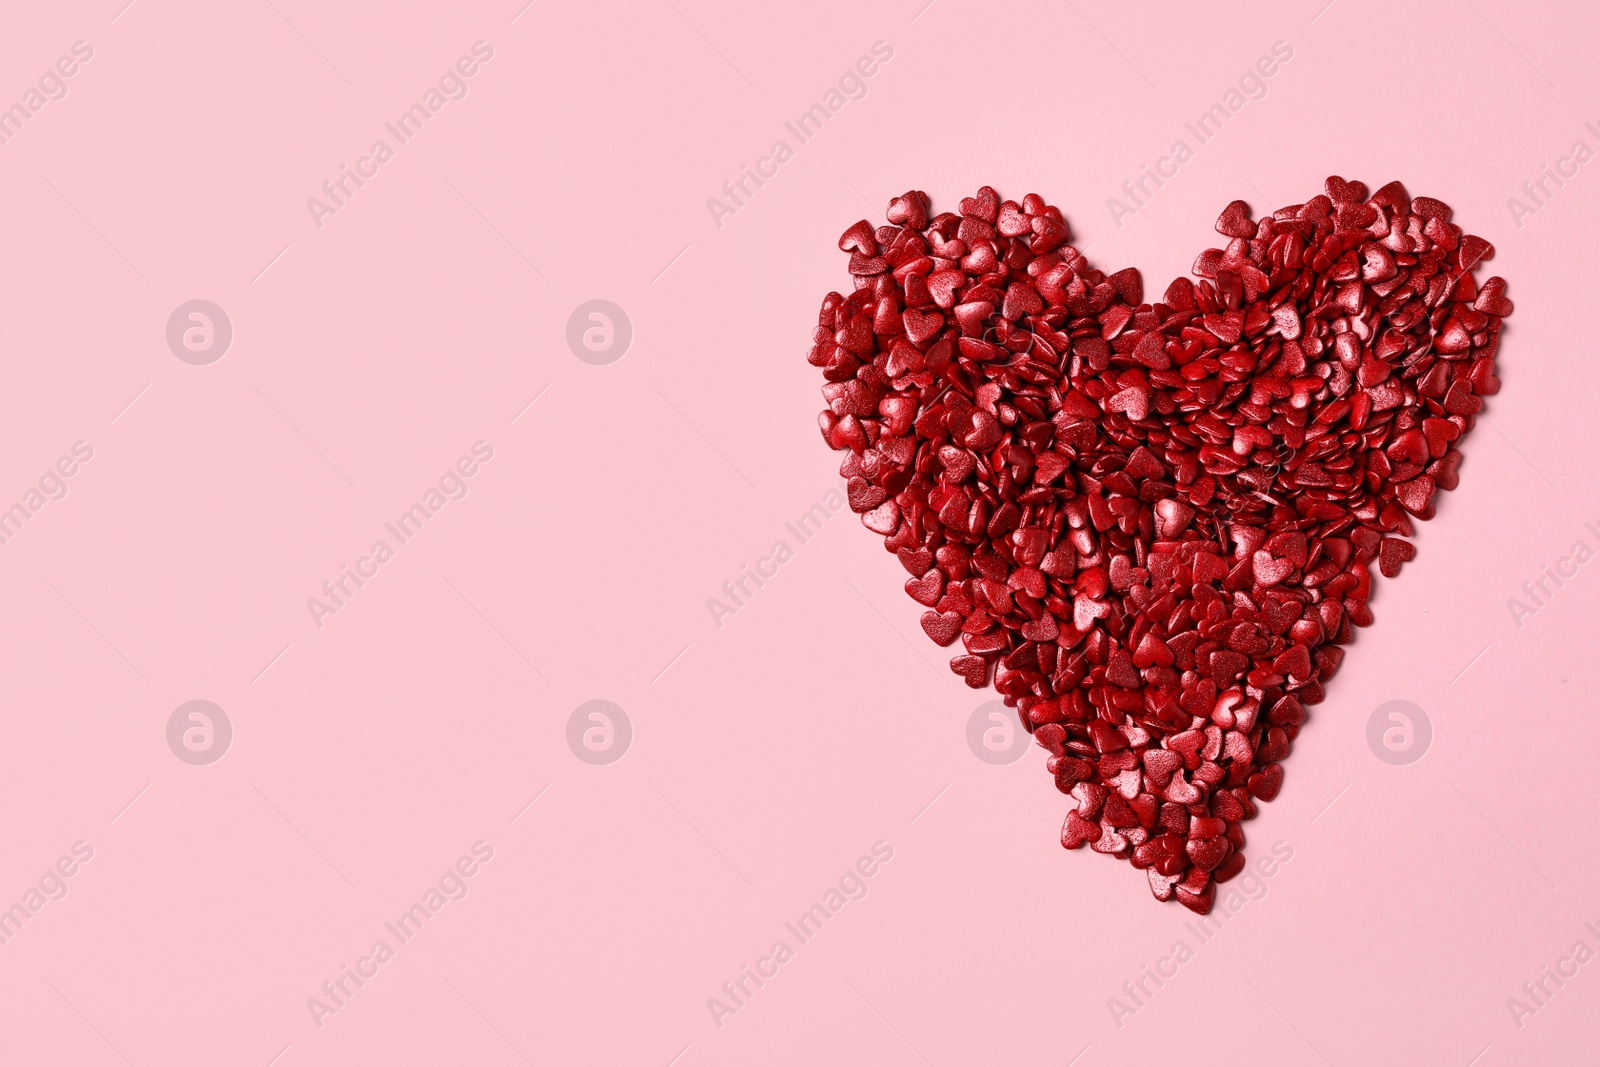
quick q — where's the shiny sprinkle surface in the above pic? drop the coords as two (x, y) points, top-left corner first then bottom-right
(808, 179), (1509, 914)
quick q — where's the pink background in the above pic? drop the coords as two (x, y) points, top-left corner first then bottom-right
(2, 0), (1597, 1063)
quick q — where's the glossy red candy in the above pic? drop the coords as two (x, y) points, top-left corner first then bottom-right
(807, 178), (1510, 913)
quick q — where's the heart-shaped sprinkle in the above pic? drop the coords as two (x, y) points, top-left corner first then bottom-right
(807, 180), (1511, 914)
(903, 308), (943, 346)
(1215, 199), (1258, 238)
(847, 476), (886, 513)
(886, 190), (930, 230)
(1186, 835), (1231, 872)
(949, 654), (990, 689)
(898, 547), (933, 576)
(1247, 762), (1284, 802)
(1379, 536), (1418, 578)
(959, 185), (999, 223)
(1474, 276), (1514, 317)
(837, 219), (878, 255)
(920, 610), (962, 646)
(1061, 809), (1102, 849)
(905, 569), (944, 607)
(1323, 174), (1366, 202)
(860, 500), (899, 536)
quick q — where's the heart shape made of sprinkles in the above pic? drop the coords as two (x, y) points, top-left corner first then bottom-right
(807, 179), (1509, 914)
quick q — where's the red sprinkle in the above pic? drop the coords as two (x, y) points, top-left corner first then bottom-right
(808, 178), (1510, 914)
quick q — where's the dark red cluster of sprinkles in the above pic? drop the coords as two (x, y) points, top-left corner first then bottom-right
(808, 178), (1510, 914)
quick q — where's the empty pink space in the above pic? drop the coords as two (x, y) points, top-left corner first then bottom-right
(0, 1), (1596, 1065)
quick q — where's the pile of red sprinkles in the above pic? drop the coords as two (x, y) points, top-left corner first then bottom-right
(809, 178), (1510, 913)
